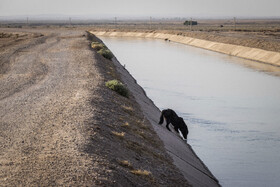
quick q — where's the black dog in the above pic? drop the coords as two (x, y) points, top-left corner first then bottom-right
(159, 109), (188, 139)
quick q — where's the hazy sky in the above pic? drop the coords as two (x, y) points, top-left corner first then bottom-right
(0, 0), (279, 18)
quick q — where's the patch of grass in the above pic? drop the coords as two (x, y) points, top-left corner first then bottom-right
(134, 129), (147, 139)
(121, 122), (130, 127)
(131, 169), (151, 176)
(136, 120), (150, 130)
(126, 141), (145, 154)
(119, 160), (155, 183)
(106, 80), (129, 98)
(97, 48), (114, 60)
(121, 105), (134, 113)
(91, 41), (114, 60)
(119, 160), (134, 169)
(91, 42), (106, 50)
(112, 131), (125, 138)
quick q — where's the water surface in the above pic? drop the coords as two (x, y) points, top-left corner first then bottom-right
(100, 36), (280, 187)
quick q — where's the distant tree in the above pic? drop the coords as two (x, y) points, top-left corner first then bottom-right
(184, 20), (198, 26)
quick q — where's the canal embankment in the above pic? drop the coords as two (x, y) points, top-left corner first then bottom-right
(91, 31), (280, 67)
(91, 30), (280, 186)
(90, 33), (221, 186)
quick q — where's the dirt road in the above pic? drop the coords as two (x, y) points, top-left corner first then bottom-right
(0, 29), (104, 186)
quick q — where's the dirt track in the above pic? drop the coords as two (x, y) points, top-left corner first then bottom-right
(0, 29), (104, 186)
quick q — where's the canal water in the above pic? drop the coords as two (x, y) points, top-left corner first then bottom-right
(100, 36), (280, 187)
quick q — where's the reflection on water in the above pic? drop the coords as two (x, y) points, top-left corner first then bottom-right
(100, 36), (280, 187)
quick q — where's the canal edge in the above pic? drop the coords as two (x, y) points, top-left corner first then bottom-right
(91, 31), (280, 68)
(91, 33), (221, 186)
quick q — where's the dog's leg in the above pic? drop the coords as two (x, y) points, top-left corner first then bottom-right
(174, 126), (179, 133)
(165, 118), (172, 131)
(181, 129), (188, 139)
(179, 117), (188, 139)
(159, 113), (164, 124)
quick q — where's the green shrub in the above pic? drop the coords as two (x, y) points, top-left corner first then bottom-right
(98, 48), (114, 60)
(91, 42), (106, 51)
(105, 80), (129, 97)
(91, 41), (114, 60)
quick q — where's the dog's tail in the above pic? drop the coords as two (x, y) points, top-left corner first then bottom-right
(159, 112), (164, 124)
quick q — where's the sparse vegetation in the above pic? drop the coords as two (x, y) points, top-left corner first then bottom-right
(97, 48), (114, 60)
(112, 131), (125, 138)
(118, 160), (153, 180)
(91, 42), (106, 50)
(121, 122), (130, 127)
(118, 160), (133, 169)
(121, 105), (133, 112)
(131, 169), (151, 176)
(105, 80), (129, 97)
(90, 41), (114, 60)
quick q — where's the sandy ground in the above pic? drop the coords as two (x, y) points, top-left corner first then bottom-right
(0, 28), (192, 186)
